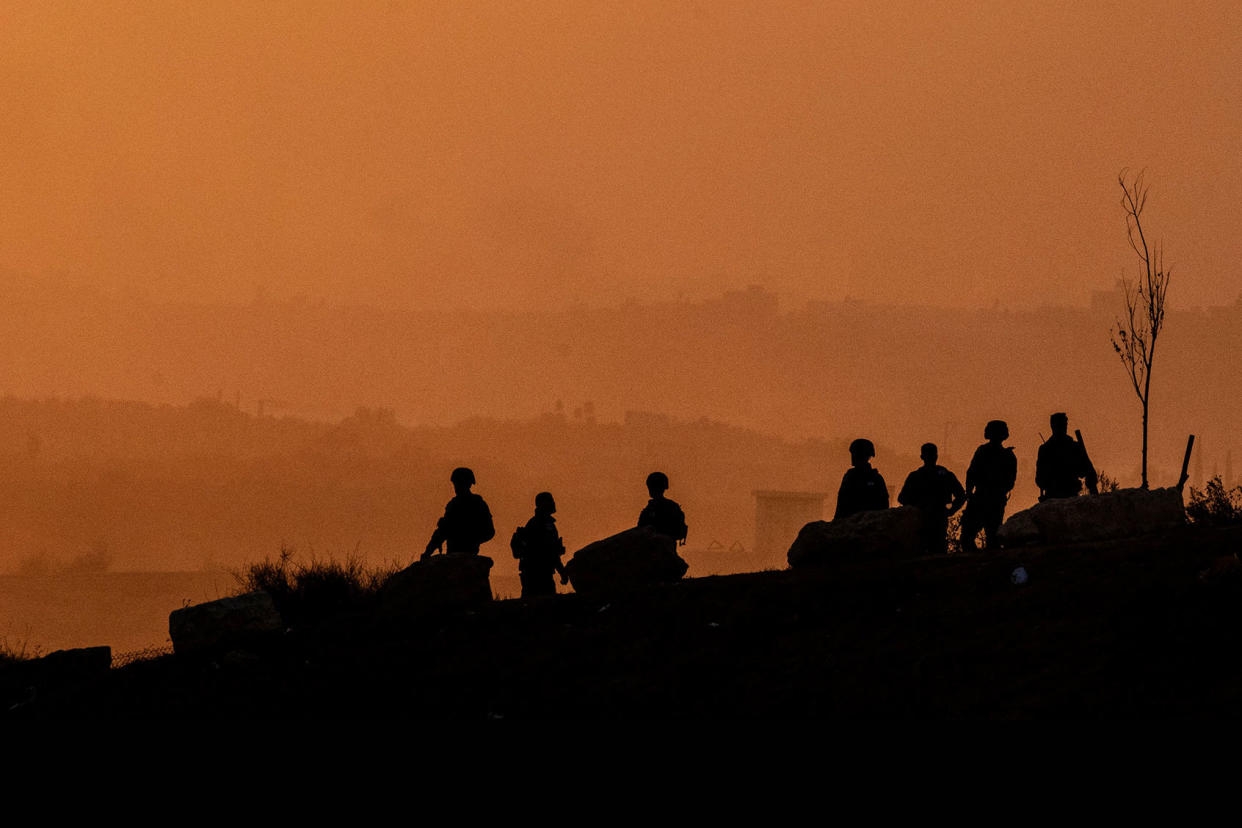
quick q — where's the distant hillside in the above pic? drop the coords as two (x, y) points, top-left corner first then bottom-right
(1, 286), (1238, 493)
(0, 396), (916, 582)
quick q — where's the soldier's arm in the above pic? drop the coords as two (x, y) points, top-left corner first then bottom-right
(423, 505), (451, 558)
(833, 476), (849, 520)
(1081, 447), (1099, 494)
(553, 533), (568, 576)
(948, 474), (967, 515)
(424, 524), (445, 558)
(897, 473), (914, 506)
(964, 448), (982, 496)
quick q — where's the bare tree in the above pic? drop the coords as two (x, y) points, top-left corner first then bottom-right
(1110, 168), (1171, 489)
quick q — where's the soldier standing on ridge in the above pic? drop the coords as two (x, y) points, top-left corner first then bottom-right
(898, 443), (966, 555)
(960, 420), (1018, 552)
(1036, 412), (1098, 500)
(834, 438), (889, 520)
(511, 491), (568, 598)
(422, 466), (495, 559)
(638, 472), (689, 545)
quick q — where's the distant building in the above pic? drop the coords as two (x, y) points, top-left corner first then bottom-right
(753, 490), (827, 563)
(720, 285), (779, 320)
(1090, 283), (1125, 313)
(624, 410), (673, 429)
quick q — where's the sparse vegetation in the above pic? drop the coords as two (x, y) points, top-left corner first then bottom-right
(1186, 476), (1242, 527)
(1097, 472), (1120, 493)
(946, 512), (963, 555)
(233, 547), (399, 626)
(0, 637), (41, 666)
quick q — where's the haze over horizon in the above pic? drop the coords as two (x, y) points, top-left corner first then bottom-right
(3, 2), (1241, 659)
(4, 1), (1239, 311)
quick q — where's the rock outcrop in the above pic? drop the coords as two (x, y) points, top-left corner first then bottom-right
(378, 554), (494, 621)
(997, 487), (1185, 547)
(787, 507), (924, 568)
(38, 646), (113, 678)
(0, 646), (112, 711)
(565, 526), (689, 593)
(169, 591), (284, 655)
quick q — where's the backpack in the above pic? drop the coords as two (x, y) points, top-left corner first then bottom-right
(510, 524), (529, 560)
(472, 496), (496, 545)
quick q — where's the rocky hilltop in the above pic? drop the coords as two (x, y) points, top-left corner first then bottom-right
(7, 516), (1242, 719)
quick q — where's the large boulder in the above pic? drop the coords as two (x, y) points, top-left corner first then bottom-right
(0, 646), (111, 686)
(169, 591), (284, 656)
(787, 507), (925, 568)
(0, 646), (112, 711)
(565, 526), (689, 594)
(378, 554), (494, 621)
(997, 487), (1185, 547)
(38, 646), (112, 679)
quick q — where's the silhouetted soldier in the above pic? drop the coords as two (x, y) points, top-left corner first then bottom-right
(960, 420), (1017, 552)
(511, 491), (568, 598)
(1036, 412), (1098, 500)
(898, 443), (966, 555)
(834, 438), (889, 520)
(638, 471), (688, 545)
(422, 466), (495, 559)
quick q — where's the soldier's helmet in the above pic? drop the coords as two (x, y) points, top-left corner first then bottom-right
(646, 471), (669, 492)
(984, 420), (1009, 441)
(848, 438), (876, 459)
(535, 491), (556, 512)
(450, 467), (476, 487)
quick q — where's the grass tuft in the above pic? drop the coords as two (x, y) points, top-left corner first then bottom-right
(0, 637), (42, 666)
(233, 546), (399, 626)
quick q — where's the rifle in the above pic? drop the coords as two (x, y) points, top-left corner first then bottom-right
(1037, 432), (1048, 501)
(1177, 434), (1196, 491)
(1075, 429), (1099, 495)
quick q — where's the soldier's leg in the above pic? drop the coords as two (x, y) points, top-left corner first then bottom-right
(933, 517), (950, 555)
(520, 570), (555, 598)
(982, 504), (1004, 550)
(959, 508), (981, 553)
(921, 515), (948, 555)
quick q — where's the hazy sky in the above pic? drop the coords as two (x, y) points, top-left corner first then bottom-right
(3, 1), (1239, 310)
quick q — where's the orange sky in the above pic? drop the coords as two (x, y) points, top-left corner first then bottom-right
(2, 1), (1239, 310)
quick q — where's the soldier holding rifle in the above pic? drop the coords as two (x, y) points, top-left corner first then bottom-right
(1035, 413), (1098, 500)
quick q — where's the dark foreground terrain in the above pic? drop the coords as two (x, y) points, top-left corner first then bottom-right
(10, 524), (1242, 719)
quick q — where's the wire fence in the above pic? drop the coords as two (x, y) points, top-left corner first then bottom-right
(111, 645), (174, 668)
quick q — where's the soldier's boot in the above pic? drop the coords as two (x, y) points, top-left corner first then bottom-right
(958, 517), (980, 554)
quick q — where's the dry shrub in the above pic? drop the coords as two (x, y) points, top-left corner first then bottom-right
(1187, 477), (1242, 527)
(234, 546), (399, 626)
